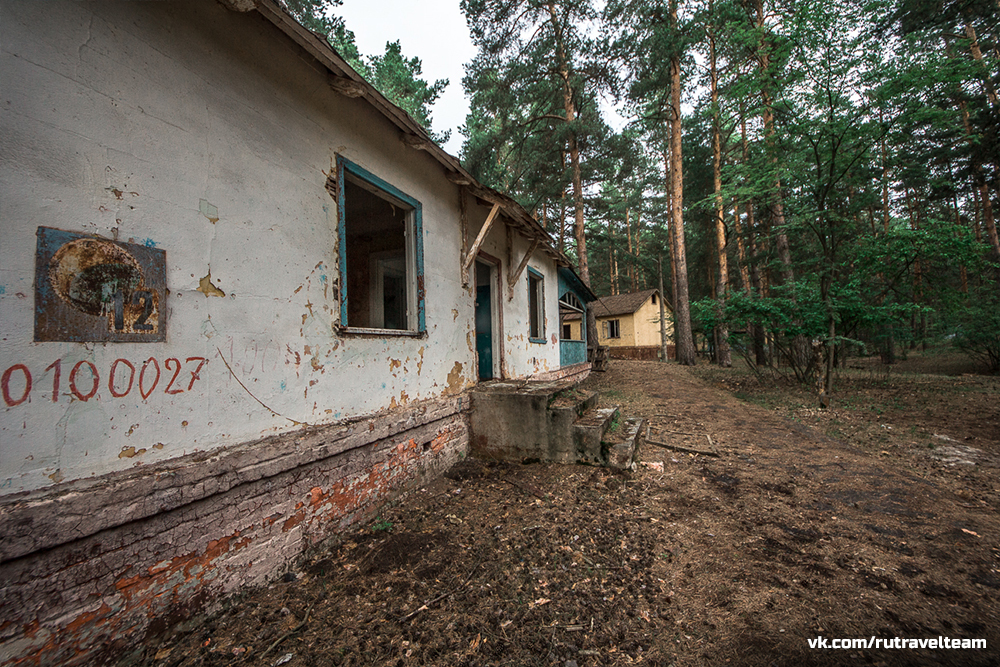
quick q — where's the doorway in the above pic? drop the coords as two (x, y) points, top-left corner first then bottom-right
(475, 259), (497, 380)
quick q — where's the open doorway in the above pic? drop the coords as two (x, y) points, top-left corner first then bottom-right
(475, 258), (499, 380)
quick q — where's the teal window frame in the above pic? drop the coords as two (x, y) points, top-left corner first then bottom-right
(336, 156), (425, 335)
(527, 267), (545, 343)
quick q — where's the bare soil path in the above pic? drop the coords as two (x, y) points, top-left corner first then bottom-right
(155, 360), (999, 667)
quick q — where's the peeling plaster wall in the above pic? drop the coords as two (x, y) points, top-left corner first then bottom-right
(0, 1), (498, 494)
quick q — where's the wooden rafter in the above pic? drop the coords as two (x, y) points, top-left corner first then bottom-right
(460, 188), (470, 287)
(463, 203), (501, 273)
(508, 238), (539, 301)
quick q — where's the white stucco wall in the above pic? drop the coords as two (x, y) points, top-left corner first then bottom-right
(0, 0), (559, 494)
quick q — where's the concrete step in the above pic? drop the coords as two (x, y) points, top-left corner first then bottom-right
(548, 386), (599, 420)
(470, 380), (597, 464)
(469, 378), (640, 469)
(605, 417), (645, 470)
(573, 406), (620, 465)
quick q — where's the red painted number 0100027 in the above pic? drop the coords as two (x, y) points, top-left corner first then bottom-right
(1, 357), (208, 406)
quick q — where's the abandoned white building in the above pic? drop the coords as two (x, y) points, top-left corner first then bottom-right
(0, 1), (601, 663)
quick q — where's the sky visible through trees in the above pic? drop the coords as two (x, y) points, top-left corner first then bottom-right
(297, 0), (1000, 380)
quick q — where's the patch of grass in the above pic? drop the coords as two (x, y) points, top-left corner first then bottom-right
(371, 518), (394, 532)
(608, 412), (621, 433)
(733, 391), (781, 409)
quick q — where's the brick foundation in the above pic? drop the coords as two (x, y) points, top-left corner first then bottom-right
(0, 397), (469, 666)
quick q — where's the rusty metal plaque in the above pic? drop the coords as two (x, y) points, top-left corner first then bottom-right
(34, 227), (167, 342)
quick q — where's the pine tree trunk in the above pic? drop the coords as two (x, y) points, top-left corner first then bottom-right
(754, 0), (805, 372)
(547, 2), (589, 285)
(732, 199), (751, 294)
(709, 11), (731, 367)
(664, 150), (679, 337)
(658, 255), (670, 361)
(626, 208), (636, 292)
(741, 111), (767, 366)
(633, 211), (642, 291)
(965, 22), (999, 106)
(608, 216), (618, 295)
(559, 151), (567, 252)
(879, 109), (891, 233)
(669, 0), (696, 367)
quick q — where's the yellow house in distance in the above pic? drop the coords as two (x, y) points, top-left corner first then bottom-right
(564, 289), (674, 360)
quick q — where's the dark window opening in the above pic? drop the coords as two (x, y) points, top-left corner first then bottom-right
(558, 292), (584, 341)
(528, 269), (544, 340)
(336, 158), (423, 332)
(605, 319), (621, 339)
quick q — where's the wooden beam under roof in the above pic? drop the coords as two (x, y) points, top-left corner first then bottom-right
(508, 237), (539, 301)
(463, 203), (501, 273)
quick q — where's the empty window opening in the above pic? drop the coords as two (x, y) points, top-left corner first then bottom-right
(528, 269), (544, 341)
(605, 319), (621, 339)
(337, 158), (423, 332)
(558, 292), (584, 341)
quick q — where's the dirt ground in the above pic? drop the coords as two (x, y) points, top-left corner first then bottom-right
(146, 355), (999, 667)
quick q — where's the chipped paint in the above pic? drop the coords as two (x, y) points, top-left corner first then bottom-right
(199, 199), (219, 223)
(34, 228), (166, 341)
(446, 362), (464, 395)
(118, 446), (147, 459)
(197, 272), (225, 297)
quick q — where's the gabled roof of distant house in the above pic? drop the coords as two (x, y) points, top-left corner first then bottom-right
(591, 289), (665, 318)
(235, 0), (572, 267)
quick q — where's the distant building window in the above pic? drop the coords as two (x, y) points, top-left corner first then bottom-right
(652, 293), (658, 305)
(335, 157), (424, 333)
(558, 292), (584, 342)
(605, 319), (621, 339)
(528, 268), (544, 341)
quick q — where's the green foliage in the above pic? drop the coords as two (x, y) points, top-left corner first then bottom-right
(284, 0), (449, 142)
(371, 518), (394, 532)
(460, 0), (613, 249)
(367, 42), (450, 144)
(945, 287), (1000, 373)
